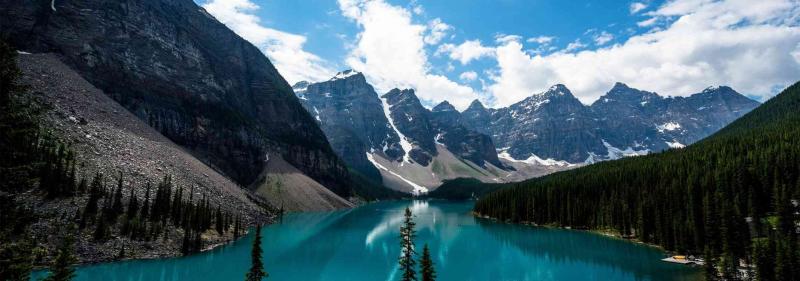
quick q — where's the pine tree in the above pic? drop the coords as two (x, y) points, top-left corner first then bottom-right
(234, 216), (241, 239)
(140, 182), (151, 220)
(399, 207), (417, 281)
(126, 185), (139, 219)
(0, 238), (33, 281)
(43, 232), (77, 281)
(245, 226), (267, 281)
(84, 174), (104, 217)
(215, 205), (224, 235)
(419, 244), (436, 281)
(111, 173), (125, 219)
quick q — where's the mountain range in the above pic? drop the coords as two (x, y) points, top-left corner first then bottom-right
(294, 71), (759, 192)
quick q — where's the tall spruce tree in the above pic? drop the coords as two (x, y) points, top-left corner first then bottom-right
(0, 238), (33, 281)
(245, 226), (267, 281)
(43, 230), (77, 281)
(420, 244), (436, 281)
(399, 207), (417, 281)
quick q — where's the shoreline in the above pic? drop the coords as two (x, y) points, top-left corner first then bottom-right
(472, 211), (689, 255)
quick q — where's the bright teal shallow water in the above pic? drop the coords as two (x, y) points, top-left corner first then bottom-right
(33, 200), (700, 281)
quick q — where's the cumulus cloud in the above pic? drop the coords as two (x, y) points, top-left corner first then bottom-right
(424, 18), (452, 45)
(436, 40), (495, 65)
(202, 0), (334, 84)
(459, 71), (478, 81)
(630, 2), (648, 14)
(593, 31), (614, 45)
(527, 36), (556, 44)
(637, 17), (658, 27)
(486, 0), (800, 107)
(338, 0), (479, 109)
(495, 34), (523, 44)
(564, 39), (587, 52)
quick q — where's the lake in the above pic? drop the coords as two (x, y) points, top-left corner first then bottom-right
(32, 200), (701, 281)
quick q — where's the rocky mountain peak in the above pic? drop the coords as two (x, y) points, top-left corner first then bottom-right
(537, 84), (579, 102)
(382, 88), (420, 105)
(595, 82), (662, 107)
(691, 85), (756, 104)
(292, 81), (310, 94)
(330, 69), (364, 81)
(517, 84), (583, 113)
(466, 99), (487, 111)
(432, 101), (457, 112)
(546, 84), (571, 96)
(611, 82), (631, 90)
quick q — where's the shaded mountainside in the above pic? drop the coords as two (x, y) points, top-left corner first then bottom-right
(9, 52), (270, 264)
(474, 82), (800, 279)
(293, 71), (401, 183)
(295, 71), (525, 193)
(0, 0), (351, 197)
(461, 83), (759, 163)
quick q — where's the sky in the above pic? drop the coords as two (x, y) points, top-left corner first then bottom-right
(198, 0), (800, 109)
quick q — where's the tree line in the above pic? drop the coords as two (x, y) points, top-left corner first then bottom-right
(474, 81), (800, 280)
(0, 39), (246, 281)
(398, 206), (437, 281)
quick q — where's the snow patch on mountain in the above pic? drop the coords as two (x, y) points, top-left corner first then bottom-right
(331, 70), (360, 81)
(602, 140), (649, 160)
(656, 122), (682, 133)
(666, 141), (686, 149)
(366, 152), (428, 194)
(497, 149), (574, 167)
(380, 95), (414, 164)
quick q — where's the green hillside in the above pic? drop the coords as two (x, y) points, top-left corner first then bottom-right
(474, 82), (800, 280)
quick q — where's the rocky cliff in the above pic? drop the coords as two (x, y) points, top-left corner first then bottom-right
(293, 70), (402, 183)
(0, 0), (350, 197)
(15, 53), (270, 263)
(461, 83), (760, 163)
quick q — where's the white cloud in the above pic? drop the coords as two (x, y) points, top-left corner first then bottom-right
(202, 0), (334, 84)
(487, 0), (800, 107)
(630, 2), (648, 14)
(527, 36), (556, 44)
(338, 0), (478, 109)
(593, 31), (614, 45)
(436, 40), (495, 65)
(495, 34), (523, 44)
(424, 18), (452, 45)
(459, 71), (478, 81)
(564, 39), (587, 52)
(637, 17), (659, 27)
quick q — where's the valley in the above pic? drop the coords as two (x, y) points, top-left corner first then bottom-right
(0, 0), (797, 280)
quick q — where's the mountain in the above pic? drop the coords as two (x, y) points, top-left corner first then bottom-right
(470, 85), (607, 163)
(296, 73), (557, 193)
(474, 81), (800, 279)
(293, 70), (401, 183)
(6, 52), (270, 263)
(461, 83), (760, 164)
(0, 0), (352, 201)
(591, 83), (762, 152)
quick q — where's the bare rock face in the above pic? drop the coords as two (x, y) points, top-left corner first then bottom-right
(0, 0), (350, 197)
(591, 83), (761, 152)
(16, 53), (270, 264)
(428, 101), (505, 168)
(382, 88), (437, 166)
(482, 85), (607, 163)
(462, 83), (760, 163)
(293, 70), (402, 183)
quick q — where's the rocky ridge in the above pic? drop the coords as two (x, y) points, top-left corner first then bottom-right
(0, 0), (352, 198)
(16, 53), (271, 264)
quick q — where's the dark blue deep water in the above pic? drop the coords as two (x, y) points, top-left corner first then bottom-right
(32, 200), (700, 281)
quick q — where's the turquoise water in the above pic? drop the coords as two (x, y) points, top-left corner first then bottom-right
(32, 200), (700, 281)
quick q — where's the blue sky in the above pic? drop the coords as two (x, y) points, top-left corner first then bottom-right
(199, 0), (800, 109)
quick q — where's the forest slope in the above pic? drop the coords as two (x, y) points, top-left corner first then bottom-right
(474, 82), (800, 280)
